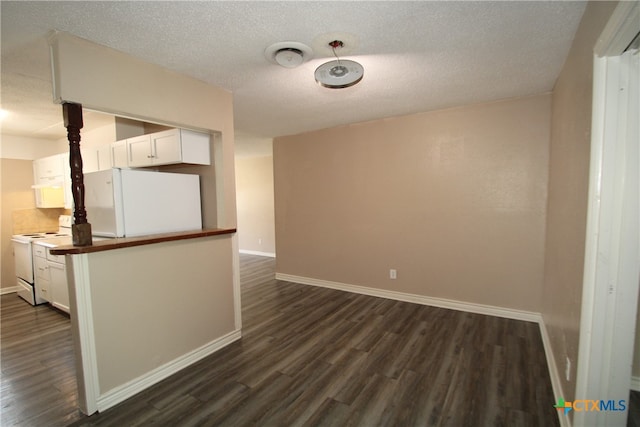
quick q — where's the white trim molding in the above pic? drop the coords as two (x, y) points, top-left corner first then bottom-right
(594, 1), (639, 57)
(0, 286), (18, 295)
(96, 329), (241, 412)
(69, 253), (100, 415)
(538, 319), (569, 427)
(631, 377), (640, 392)
(275, 273), (540, 322)
(239, 249), (276, 258)
(232, 235), (243, 330)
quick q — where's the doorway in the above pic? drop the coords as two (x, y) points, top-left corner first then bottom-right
(574, 2), (640, 426)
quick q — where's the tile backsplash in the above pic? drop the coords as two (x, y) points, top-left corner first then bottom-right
(12, 208), (71, 234)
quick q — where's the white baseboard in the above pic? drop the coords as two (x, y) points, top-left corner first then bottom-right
(631, 376), (640, 392)
(538, 318), (569, 427)
(275, 272), (567, 426)
(0, 286), (18, 295)
(239, 249), (276, 258)
(96, 329), (241, 412)
(275, 273), (540, 322)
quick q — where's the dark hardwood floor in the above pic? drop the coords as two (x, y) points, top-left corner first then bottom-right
(629, 391), (640, 427)
(0, 292), (79, 425)
(2, 254), (561, 426)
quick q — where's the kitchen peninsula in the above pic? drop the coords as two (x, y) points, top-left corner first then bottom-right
(53, 228), (238, 414)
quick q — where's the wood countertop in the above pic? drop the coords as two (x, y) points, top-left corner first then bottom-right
(50, 228), (236, 255)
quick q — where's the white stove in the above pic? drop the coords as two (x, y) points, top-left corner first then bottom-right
(11, 232), (70, 243)
(11, 215), (72, 306)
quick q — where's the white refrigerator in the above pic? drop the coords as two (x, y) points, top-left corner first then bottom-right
(84, 168), (202, 237)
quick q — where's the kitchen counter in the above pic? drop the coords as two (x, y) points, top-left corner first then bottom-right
(33, 236), (73, 248)
(50, 228), (236, 255)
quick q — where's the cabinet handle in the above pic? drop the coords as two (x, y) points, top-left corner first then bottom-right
(147, 155), (155, 158)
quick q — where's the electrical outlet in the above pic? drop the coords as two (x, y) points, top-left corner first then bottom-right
(565, 357), (571, 382)
(389, 269), (397, 279)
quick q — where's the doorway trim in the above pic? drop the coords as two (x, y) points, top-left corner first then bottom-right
(574, 2), (639, 426)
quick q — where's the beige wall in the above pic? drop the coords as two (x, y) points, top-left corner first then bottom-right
(1, 159), (36, 290)
(235, 155), (276, 255)
(274, 94), (550, 312)
(1, 134), (67, 160)
(63, 120), (117, 150)
(541, 1), (618, 403)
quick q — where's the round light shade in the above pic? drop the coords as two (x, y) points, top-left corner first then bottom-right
(314, 59), (364, 89)
(265, 41), (313, 68)
(274, 48), (304, 68)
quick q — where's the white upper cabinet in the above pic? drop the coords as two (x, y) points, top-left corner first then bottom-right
(81, 145), (113, 173)
(33, 154), (66, 208)
(97, 145), (113, 170)
(81, 148), (100, 173)
(33, 154), (65, 185)
(33, 127), (209, 205)
(126, 128), (210, 168)
(111, 140), (128, 168)
(126, 134), (154, 167)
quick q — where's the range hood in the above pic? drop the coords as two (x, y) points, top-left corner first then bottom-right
(32, 184), (65, 208)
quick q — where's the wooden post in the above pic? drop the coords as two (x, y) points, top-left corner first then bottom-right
(63, 102), (92, 246)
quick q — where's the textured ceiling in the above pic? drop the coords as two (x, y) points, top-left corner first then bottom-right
(1, 1), (587, 142)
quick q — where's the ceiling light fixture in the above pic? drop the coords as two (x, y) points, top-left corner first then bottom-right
(274, 48), (304, 68)
(265, 41), (313, 68)
(314, 40), (364, 89)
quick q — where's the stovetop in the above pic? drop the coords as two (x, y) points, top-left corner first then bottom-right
(12, 232), (69, 242)
(21, 232), (67, 238)
(12, 215), (72, 243)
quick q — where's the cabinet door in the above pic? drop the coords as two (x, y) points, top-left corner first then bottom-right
(127, 135), (153, 167)
(179, 130), (211, 165)
(48, 261), (69, 314)
(34, 154), (64, 184)
(151, 129), (182, 166)
(33, 256), (50, 302)
(97, 145), (113, 170)
(111, 140), (129, 168)
(81, 148), (100, 173)
(34, 254), (49, 281)
(63, 160), (73, 209)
